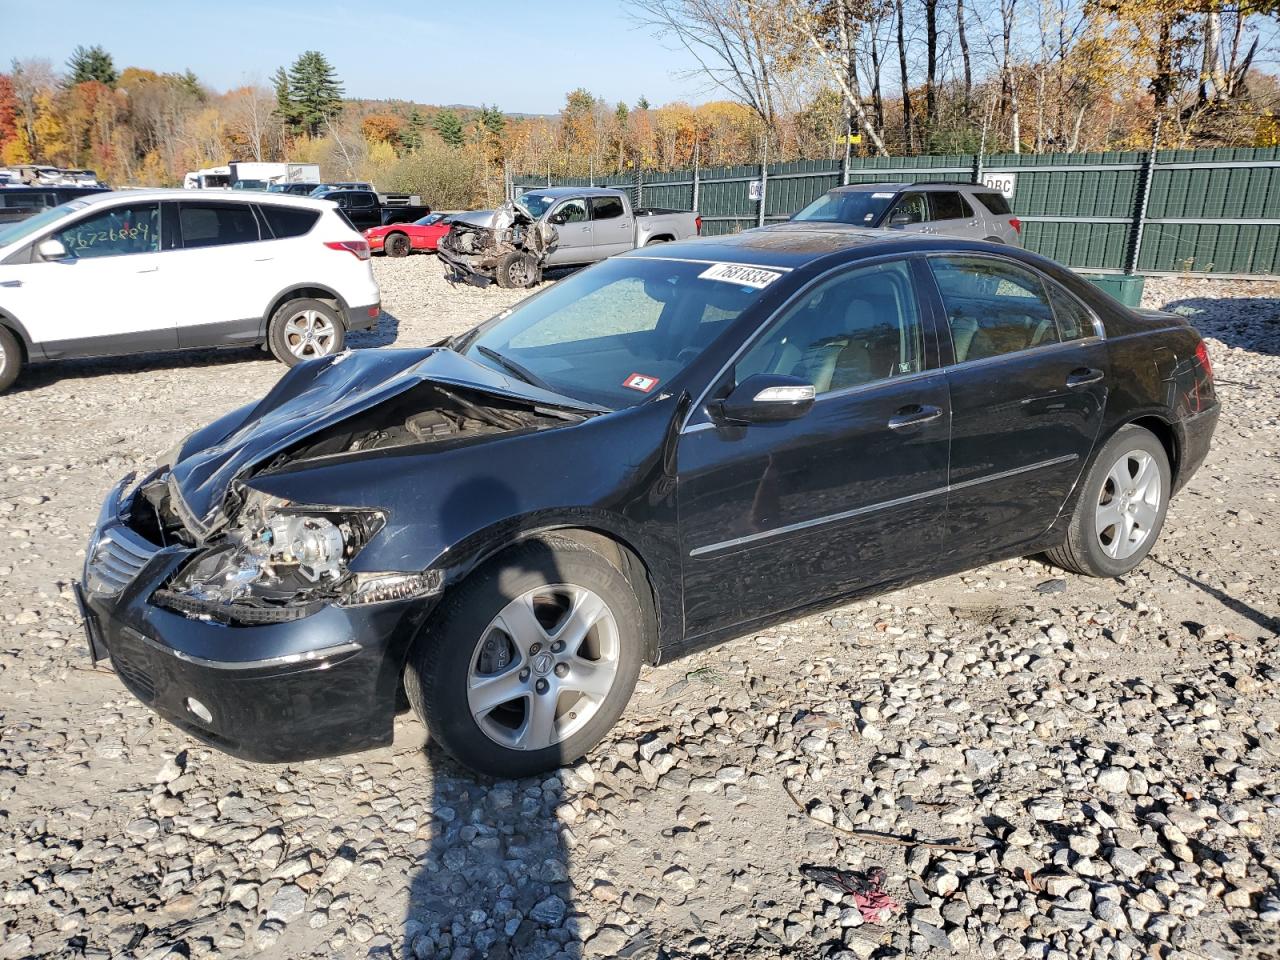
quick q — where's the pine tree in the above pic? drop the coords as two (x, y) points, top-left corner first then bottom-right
(399, 107), (426, 151)
(479, 104), (505, 139)
(65, 45), (117, 87)
(432, 108), (464, 147)
(272, 66), (297, 131)
(284, 51), (343, 137)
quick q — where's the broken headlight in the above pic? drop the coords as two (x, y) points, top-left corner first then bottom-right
(157, 493), (441, 622)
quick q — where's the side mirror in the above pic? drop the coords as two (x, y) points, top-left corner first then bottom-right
(712, 374), (815, 425)
(37, 238), (69, 260)
(548, 211), (567, 225)
(888, 210), (913, 227)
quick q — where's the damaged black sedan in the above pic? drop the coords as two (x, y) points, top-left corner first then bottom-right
(79, 229), (1219, 777)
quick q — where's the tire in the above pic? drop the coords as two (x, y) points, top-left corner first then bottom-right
(0, 326), (21, 393)
(1044, 424), (1171, 577)
(384, 233), (411, 258)
(404, 537), (645, 778)
(266, 298), (345, 366)
(645, 235), (673, 245)
(495, 251), (540, 289)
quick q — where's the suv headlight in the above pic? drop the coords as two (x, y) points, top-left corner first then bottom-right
(156, 493), (441, 622)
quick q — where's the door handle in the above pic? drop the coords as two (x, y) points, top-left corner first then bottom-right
(888, 404), (943, 430)
(136, 266), (159, 274)
(0, 280), (20, 288)
(254, 257), (274, 262)
(1065, 367), (1104, 387)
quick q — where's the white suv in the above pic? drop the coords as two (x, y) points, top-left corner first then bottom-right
(0, 190), (381, 391)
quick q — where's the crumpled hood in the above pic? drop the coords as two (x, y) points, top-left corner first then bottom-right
(452, 209), (497, 228)
(168, 348), (596, 537)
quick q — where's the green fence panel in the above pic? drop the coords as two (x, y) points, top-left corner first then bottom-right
(1137, 222), (1280, 274)
(1021, 221), (1133, 270)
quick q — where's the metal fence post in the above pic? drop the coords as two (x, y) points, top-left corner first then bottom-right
(757, 139), (768, 228)
(692, 142), (701, 213)
(635, 168), (644, 210)
(1128, 121), (1162, 275)
(972, 153), (983, 186)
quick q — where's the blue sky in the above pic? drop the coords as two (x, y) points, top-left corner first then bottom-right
(0, 0), (706, 113)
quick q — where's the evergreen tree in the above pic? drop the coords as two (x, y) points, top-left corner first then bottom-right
(65, 45), (117, 87)
(283, 50), (343, 137)
(399, 107), (426, 151)
(635, 95), (650, 111)
(432, 108), (464, 147)
(478, 104), (505, 139)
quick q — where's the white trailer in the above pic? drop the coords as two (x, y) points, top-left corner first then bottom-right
(183, 163), (321, 190)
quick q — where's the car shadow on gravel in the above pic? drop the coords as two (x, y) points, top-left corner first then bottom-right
(1152, 558), (1280, 635)
(347, 308), (402, 350)
(1156, 297), (1280, 357)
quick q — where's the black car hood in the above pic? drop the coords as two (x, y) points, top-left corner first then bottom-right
(168, 348), (600, 537)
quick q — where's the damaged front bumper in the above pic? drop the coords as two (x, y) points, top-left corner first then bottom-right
(77, 476), (436, 762)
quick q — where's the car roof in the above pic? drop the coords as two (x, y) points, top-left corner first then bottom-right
(522, 186), (626, 198)
(621, 223), (1023, 270)
(64, 188), (335, 210)
(829, 181), (988, 193)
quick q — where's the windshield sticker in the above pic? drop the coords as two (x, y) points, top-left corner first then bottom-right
(698, 262), (782, 289)
(872, 192), (895, 199)
(623, 372), (660, 393)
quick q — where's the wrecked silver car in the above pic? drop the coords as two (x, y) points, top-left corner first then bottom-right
(438, 200), (558, 288)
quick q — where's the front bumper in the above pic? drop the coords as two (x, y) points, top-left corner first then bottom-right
(78, 478), (435, 762)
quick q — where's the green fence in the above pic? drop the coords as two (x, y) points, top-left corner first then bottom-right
(514, 146), (1280, 278)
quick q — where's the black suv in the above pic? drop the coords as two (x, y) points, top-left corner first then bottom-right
(0, 186), (111, 225)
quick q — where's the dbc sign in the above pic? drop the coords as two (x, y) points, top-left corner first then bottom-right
(980, 172), (1017, 199)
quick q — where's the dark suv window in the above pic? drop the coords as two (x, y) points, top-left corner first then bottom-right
(929, 255), (1060, 362)
(930, 192), (973, 220)
(591, 196), (625, 220)
(973, 192), (1012, 215)
(178, 202), (260, 248)
(260, 205), (320, 238)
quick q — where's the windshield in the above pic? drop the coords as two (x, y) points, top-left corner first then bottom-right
(0, 200), (88, 248)
(513, 192), (558, 219)
(459, 256), (773, 408)
(792, 189), (897, 225)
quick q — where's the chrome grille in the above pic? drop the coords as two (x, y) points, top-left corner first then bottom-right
(87, 527), (158, 595)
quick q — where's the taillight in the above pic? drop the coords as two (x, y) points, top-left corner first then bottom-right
(695, 215), (703, 235)
(325, 240), (370, 261)
(1195, 340), (1213, 381)
(1009, 217), (1021, 234)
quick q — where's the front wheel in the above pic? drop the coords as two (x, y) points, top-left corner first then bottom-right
(495, 251), (540, 289)
(0, 326), (21, 393)
(267, 298), (345, 366)
(385, 233), (411, 257)
(1045, 424), (1171, 577)
(404, 537), (644, 778)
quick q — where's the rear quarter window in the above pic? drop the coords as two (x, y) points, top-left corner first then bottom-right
(974, 192), (1013, 215)
(260, 205), (321, 238)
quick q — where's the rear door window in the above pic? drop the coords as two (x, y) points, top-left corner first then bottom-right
(54, 203), (160, 258)
(590, 195), (625, 220)
(928, 255), (1060, 362)
(260, 205), (320, 238)
(178, 202), (260, 248)
(929, 192), (972, 220)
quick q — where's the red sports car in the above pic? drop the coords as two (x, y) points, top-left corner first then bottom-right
(366, 213), (453, 257)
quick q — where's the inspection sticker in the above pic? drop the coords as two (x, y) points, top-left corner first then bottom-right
(698, 262), (782, 289)
(622, 372), (660, 393)
(872, 192), (896, 198)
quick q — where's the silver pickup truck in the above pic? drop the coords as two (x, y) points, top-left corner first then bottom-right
(439, 186), (702, 288)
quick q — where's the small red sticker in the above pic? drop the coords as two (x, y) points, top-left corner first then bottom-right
(622, 372), (660, 393)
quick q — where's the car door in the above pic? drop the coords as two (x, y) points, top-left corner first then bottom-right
(11, 199), (175, 356)
(927, 191), (983, 239)
(923, 253), (1108, 560)
(589, 194), (634, 259)
(678, 256), (951, 641)
(543, 198), (592, 266)
(166, 199), (271, 346)
(883, 191), (931, 235)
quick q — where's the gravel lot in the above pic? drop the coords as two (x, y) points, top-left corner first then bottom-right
(0, 258), (1277, 960)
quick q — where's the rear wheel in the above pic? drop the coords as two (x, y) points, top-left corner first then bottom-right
(1045, 424), (1171, 577)
(267, 298), (345, 366)
(404, 537), (644, 778)
(0, 326), (22, 393)
(384, 233), (411, 257)
(495, 251), (540, 289)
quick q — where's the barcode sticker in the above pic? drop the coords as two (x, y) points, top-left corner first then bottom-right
(698, 262), (782, 289)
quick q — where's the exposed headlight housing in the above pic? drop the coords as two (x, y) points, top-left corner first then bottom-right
(154, 492), (440, 623)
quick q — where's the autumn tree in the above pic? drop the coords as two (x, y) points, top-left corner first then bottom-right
(361, 113), (404, 144)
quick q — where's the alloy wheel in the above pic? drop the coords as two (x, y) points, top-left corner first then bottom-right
(1095, 449), (1162, 560)
(283, 310), (337, 360)
(467, 583), (620, 751)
